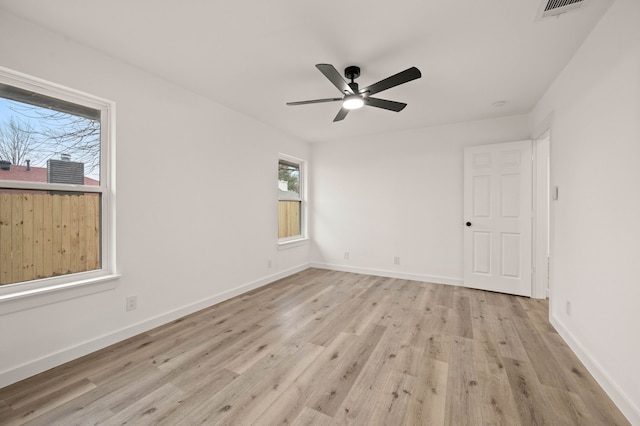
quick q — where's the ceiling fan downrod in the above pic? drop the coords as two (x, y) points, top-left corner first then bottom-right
(345, 65), (360, 94)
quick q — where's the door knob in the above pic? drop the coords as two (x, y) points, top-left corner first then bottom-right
(466, 222), (472, 227)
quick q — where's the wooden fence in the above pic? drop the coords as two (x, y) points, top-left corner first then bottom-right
(0, 192), (100, 286)
(278, 200), (300, 239)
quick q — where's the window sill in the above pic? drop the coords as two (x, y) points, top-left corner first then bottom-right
(0, 273), (121, 316)
(277, 237), (309, 250)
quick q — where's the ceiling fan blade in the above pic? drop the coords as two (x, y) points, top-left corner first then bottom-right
(316, 64), (353, 95)
(360, 67), (421, 96)
(364, 97), (407, 112)
(286, 97), (342, 106)
(333, 107), (350, 122)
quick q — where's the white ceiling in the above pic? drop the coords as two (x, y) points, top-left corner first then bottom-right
(0, 0), (614, 142)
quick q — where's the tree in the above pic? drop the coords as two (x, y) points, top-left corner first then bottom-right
(38, 109), (100, 175)
(0, 116), (41, 166)
(278, 162), (299, 193)
(4, 101), (101, 176)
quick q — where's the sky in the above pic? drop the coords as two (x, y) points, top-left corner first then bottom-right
(0, 97), (100, 181)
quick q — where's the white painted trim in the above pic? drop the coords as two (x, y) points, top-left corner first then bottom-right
(0, 180), (104, 193)
(0, 263), (310, 388)
(277, 237), (309, 250)
(310, 262), (463, 286)
(550, 314), (639, 425)
(0, 66), (117, 306)
(532, 131), (550, 299)
(0, 274), (120, 315)
(0, 65), (112, 110)
(278, 153), (307, 243)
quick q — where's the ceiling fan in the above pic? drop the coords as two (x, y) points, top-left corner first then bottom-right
(286, 64), (422, 122)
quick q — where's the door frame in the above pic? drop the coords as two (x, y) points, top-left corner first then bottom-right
(532, 129), (551, 299)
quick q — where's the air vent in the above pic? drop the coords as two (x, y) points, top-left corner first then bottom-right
(536, 0), (590, 20)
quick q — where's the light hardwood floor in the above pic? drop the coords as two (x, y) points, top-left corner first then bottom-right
(0, 269), (630, 425)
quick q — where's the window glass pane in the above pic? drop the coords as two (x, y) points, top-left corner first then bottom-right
(278, 158), (303, 240)
(278, 160), (300, 199)
(278, 200), (301, 239)
(0, 189), (101, 286)
(0, 86), (100, 185)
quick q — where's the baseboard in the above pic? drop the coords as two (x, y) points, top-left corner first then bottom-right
(310, 262), (463, 286)
(550, 314), (639, 425)
(0, 263), (310, 389)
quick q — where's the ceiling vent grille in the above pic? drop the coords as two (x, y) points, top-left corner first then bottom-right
(536, 0), (590, 20)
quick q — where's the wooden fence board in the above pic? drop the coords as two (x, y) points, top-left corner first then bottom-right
(0, 193), (101, 286)
(278, 201), (301, 239)
(42, 194), (53, 279)
(33, 195), (44, 280)
(22, 194), (35, 281)
(0, 194), (12, 285)
(69, 195), (81, 274)
(77, 196), (87, 272)
(51, 195), (62, 276)
(86, 195), (99, 270)
(11, 195), (23, 282)
(60, 195), (71, 275)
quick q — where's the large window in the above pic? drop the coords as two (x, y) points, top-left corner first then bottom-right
(0, 67), (114, 296)
(278, 156), (305, 242)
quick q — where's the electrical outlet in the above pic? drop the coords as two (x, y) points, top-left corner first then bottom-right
(394, 256), (400, 265)
(566, 300), (571, 316)
(126, 296), (137, 311)
(268, 259), (272, 268)
(344, 252), (350, 260)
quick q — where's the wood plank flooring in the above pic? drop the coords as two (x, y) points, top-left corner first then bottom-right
(0, 269), (630, 425)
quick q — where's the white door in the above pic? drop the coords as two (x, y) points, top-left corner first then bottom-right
(463, 140), (532, 297)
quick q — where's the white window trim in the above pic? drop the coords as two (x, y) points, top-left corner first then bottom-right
(277, 237), (309, 250)
(277, 154), (307, 247)
(0, 66), (118, 314)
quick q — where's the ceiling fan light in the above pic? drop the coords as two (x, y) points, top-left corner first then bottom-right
(343, 95), (364, 110)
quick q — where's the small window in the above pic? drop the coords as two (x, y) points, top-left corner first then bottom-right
(278, 156), (305, 241)
(0, 67), (114, 292)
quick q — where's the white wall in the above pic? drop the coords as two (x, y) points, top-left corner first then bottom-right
(1, 3), (638, 422)
(310, 115), (530, 283)
(530, 0), (640, 422)
(0, 12), (310, 386)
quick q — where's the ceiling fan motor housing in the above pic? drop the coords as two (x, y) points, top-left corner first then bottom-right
(345, 66), (361, 80)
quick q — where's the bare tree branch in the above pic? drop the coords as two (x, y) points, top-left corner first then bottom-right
(7, 103), (100, 175)
(0, 116), (44, 166)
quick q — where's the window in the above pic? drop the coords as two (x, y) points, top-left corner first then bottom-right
(278, 155), (305, 242)
(0, 67), (115, 299)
